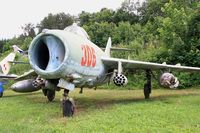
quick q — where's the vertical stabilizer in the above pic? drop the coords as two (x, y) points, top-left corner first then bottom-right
(0, 53), (16, 75)
(12, 45), (27, 55)
(105, 37), (112, 57)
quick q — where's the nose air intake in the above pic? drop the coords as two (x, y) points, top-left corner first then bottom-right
(30, 35), (65, 72)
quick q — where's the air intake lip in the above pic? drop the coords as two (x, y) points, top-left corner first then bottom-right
(29, 32), (67, 78)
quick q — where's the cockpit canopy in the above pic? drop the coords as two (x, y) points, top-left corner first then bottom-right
(64, 23), (90, 39)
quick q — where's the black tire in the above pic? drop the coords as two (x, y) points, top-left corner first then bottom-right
(42, 89), (47, 96)
(62, 99), (75, 117)
(144, 83), (150, 99)
(46, 90), (55, 102)
(0, 92), (3, 98)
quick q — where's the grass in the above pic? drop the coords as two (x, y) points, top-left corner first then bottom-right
(1, 88), (200, 133)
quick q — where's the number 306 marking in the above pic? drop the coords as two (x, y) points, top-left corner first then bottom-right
(81, 45), (96, 67)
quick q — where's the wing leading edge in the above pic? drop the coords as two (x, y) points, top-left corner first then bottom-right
(101, 57), (200, 72)
(15, 69), (37, 81)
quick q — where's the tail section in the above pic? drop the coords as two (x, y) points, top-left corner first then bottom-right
(12, 45), (28, 55)
(0, 52), (16, 75)
(104, 37), (112, 57)
(104, 37), (133, 57)
(0, 45), (23, 75)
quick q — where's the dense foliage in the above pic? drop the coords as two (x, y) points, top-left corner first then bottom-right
(1, 0), (200, 88)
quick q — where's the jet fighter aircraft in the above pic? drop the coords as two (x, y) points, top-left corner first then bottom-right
(11, 23), (200, 116)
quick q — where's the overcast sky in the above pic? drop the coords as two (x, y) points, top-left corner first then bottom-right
(0, 0), (125, 39)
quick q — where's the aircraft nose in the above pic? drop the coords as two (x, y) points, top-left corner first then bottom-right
(29, 34), (66, 71)
(29, 33), (67, 79)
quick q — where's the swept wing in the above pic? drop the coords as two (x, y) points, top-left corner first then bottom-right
(102, 57), (200, 72)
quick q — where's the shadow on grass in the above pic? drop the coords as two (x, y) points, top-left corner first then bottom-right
(74, 93), (200, 111)
(5, 89), (200, 115)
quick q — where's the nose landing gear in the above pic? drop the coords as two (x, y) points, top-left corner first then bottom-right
(42, 89), (55, 102)
(47, 90), (55, 102)
(61, 89), (75, 117)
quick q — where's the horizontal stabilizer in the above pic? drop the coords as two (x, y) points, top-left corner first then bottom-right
(12, 45), (28, 55)
(8, 61), (29, 64)
(0, 74), (18, 79)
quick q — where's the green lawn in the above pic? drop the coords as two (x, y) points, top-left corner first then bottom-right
(1, 88), (200, 133)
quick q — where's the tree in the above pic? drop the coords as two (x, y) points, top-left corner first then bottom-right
(79, 11), (93, 26)
(113, 0), (140, 24)
(95, 8), (115, 23)
(115, 22), (135, 45)
(83, 22), (117, 47)
(38, 12), (74, 32)
(0, 39), (7, 53)
(138, 0), (168, 24)
(113, 8), (139, 24)
(79, 8), (115, 25)
(21, 23), (36, 38)
(120, 0), (141, 14)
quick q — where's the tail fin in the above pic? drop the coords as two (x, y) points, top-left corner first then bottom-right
(104, 37), (112, 57)
(0, 52), (16, 75)
(12, 45), (27, 55)
(0, 45), (27, 75)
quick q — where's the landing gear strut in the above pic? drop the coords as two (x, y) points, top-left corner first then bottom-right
(144, 70), (152, 99)
(47, 90), (55, 102)
(62, 89), (75, 117)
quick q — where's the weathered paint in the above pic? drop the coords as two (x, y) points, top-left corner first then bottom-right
(28, 29), (108, 88)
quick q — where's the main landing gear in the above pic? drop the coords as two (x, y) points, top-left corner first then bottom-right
(62, 89), (75, 117)
(79, 87), (83, 94)
(144, 70), (152, 99)
(42, 89), (55, 102)
(43, 88), (75, 117)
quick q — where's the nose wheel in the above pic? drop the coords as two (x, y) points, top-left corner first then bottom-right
(61, 89), (75, 117)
